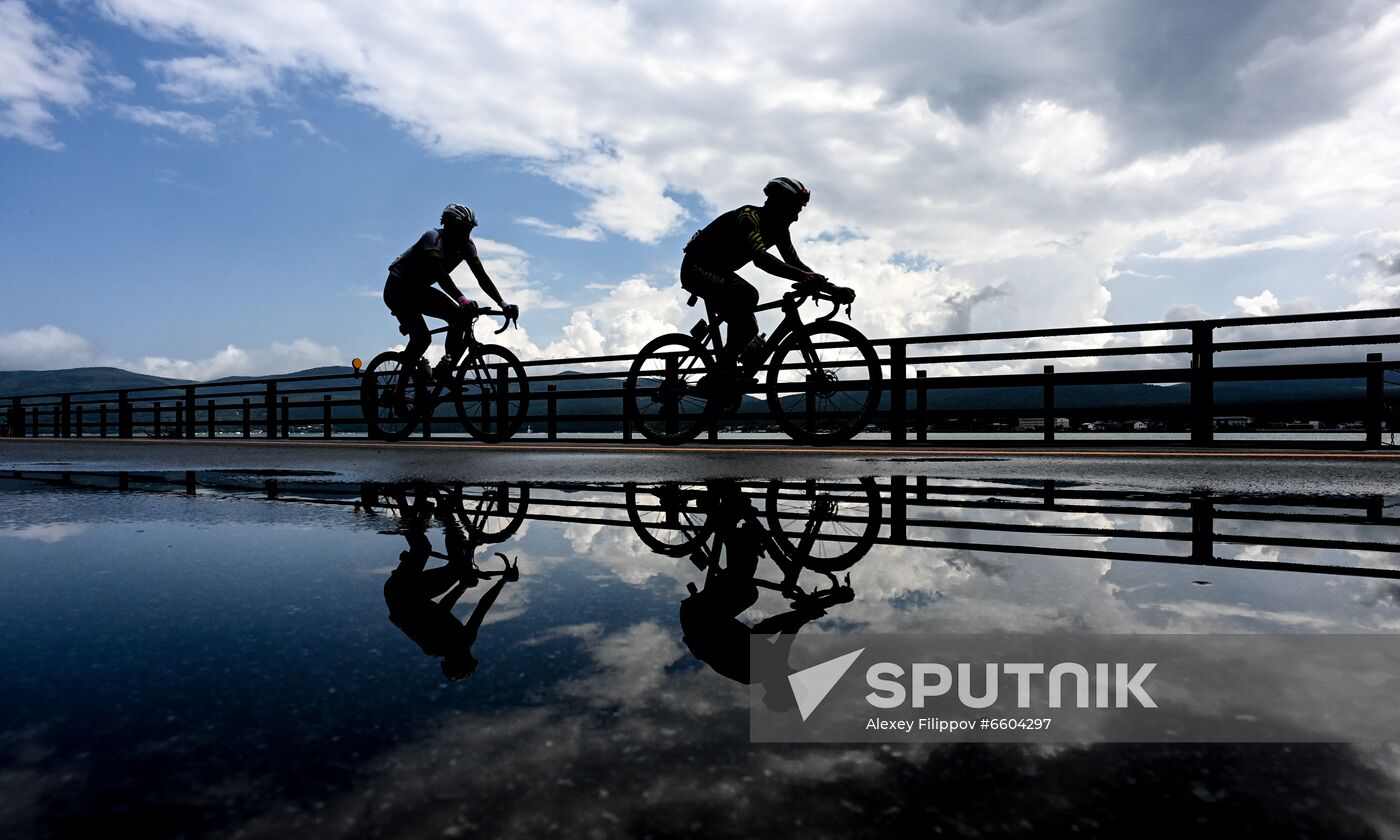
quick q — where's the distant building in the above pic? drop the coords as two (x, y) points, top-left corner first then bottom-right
(1214, 416), (1254, 429)
(1016, 417), (1071, 430)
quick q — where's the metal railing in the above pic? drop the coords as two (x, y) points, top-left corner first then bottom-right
(3, 307), (1398, 447)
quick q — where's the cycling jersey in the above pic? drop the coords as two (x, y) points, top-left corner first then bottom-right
(388, 228), (478, 289)
(683, 205), (798, 272)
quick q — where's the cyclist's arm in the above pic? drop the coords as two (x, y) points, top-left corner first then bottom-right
(464, 254), (507, 308)
(775, 228), (813, 274)
(753, 250), (817, 283)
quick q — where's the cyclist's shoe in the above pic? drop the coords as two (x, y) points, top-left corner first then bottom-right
(415, 359), (432, 382)
(496, 552), (520, 582)
(432, 360), (456, 386)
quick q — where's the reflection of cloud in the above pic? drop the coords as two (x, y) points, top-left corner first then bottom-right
(0, 523), (88, 543)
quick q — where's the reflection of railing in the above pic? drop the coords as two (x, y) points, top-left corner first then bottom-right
(3, 308), (1398, 447)
(8, 471), (1400, 579)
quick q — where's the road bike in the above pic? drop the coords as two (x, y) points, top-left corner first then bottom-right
(357, 307), (528, 442)
(625, 280), (881, 445)
(625, 478), (881, 576)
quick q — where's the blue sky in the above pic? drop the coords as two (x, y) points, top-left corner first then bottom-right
(3, 0), (1399, 378)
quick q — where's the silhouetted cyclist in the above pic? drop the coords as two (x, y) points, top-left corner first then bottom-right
(681, 178), (826, 382)
(382, 484), (520, 681)
(383, 203), (519, 385)
(677, 482), (852, 711)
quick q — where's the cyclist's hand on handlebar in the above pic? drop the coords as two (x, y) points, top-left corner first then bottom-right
(458, 296), (476, 310)
(502, 303), (520, 322)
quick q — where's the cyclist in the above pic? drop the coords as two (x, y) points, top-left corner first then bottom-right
(680, 177), (827, 383)
(382, 203), (518, 385)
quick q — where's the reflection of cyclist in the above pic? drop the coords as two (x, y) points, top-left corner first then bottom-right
(681, 178), (826, 378)
(677, 482), (852, 710)
(381, 484), (520, 681)
(382, 204), (518, 385)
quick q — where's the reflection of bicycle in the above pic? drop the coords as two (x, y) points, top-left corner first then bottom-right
(625, 281), (882, 445)
(360, 481), (530, 542)
(626, 478), (880, 581)
(357, 307), (529, 442)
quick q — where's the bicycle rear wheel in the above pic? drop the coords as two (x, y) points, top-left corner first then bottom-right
(626, 483), (716, 558)
(454, 344), (530, 443)
(625, 334), (716, 445)
(764, 477), (881, 572)
(765, 322), (881, 445)
(447, 482), (530, 541)
(360, 351), (425, 441)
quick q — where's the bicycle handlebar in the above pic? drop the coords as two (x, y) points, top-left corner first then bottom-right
(785, 280), (856, 321)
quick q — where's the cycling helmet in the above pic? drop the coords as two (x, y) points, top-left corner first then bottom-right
(763, 177), (810, 206)
(441, 203), (477, 228)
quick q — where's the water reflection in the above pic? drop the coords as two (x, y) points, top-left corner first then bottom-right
(4, 470), (1400, 836)
(365, 482), (521, 681)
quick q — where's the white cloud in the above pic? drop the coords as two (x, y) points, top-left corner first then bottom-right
(515, 216), (604, 242)
(0, 325), (343, 379)
(113, 104), (217, 141)
(1144, 231), (1339, 261)
(64, 0), (1400, 340)
(0, 325), (95, 369)
(145, 53), (276, 102)
(0, 0), (92, 149)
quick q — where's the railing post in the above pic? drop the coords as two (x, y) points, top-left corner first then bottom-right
(547, 384), (558, 440)
(1043, 365), (1055, 443)
(890, 475), (907, 542)
(1191, 325), (1214, 445)
(185, 386), (197, 439)
(265, 381), (278, 439)
(32, 407), (40, 437)
(1367, 353), (1383, 449)
(8, 397), (21, 438)
(153, 402), (161, 438)
(280, 396), (290, 439)
(1191, 493), (1213, 561)
(118, 391), (132, 438)
(174, 402), (184, 438)
(207, 400), (216, 438)
(422, 397), (433, 439)
(100, 404), (108, 438)
(184, 471), (196, 495)
(805, 373), (816, 436)
(916, 370), (928, 443)
(242, 398), (252, 438)
(60, 394), (71, 437)
(74, 404), (83, 437)
(890, 342), (907, 444)
(323, 394), (333, 439)
(664, 355), (678, 438)
(497, 363), (509, 439)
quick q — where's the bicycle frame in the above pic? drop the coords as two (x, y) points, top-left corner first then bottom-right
(692, 285), (850, 371)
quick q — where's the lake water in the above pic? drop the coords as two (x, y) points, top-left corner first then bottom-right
(3, 471), (1400, 837)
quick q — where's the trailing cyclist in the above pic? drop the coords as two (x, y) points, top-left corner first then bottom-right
(681, 177), (831, 384)
(383, 203), (519, 385)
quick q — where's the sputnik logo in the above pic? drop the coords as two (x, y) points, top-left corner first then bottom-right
(788, 648), (865, 721)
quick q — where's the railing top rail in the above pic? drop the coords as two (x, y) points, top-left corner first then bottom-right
(3, 307), (1398, 402)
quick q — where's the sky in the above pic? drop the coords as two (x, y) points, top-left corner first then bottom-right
(2, 0), (1399, 379)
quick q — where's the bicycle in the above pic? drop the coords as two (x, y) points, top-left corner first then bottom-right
(625, 477), (881, 576)
(357, 306), (528, 442)
(625, 280), (881, 445)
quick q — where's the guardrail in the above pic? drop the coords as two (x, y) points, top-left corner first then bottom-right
(8, 471), (1400, 579)
(3, 307), (1398, 447)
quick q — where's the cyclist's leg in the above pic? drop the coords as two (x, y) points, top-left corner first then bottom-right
(681, 259), (757, 370)
(384, 281), (432, 363)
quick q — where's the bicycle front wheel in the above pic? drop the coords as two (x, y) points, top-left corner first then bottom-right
(454, 345), (529, 443)
(765, 322), (881, 445)
(625, 483), (716, 558)
(360, 351), (425, 441)
(625, 334), (716, 445)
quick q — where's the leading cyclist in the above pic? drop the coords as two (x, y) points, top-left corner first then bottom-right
(382, 203), (519, 385)
(680, 177), (827, 384)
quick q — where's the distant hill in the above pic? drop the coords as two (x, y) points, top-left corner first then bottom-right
(0, 367), (191, 397)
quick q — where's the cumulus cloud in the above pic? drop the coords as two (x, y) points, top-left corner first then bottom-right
(70, 0), (1399, 354)
(0, 325), (95, 369)
(0, 0), (93, 149)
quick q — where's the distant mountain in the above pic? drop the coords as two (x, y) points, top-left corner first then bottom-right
(0, 367), (191, 397)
